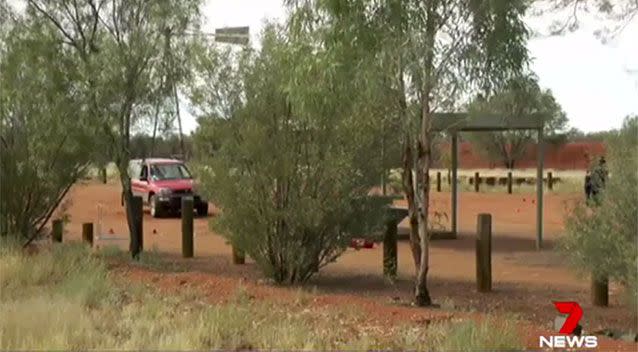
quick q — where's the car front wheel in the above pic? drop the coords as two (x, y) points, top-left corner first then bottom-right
(196, 202), (209, 217)
(149, 195), (164, 218)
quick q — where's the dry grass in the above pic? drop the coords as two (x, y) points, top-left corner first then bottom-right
(0, 240), (524, 350)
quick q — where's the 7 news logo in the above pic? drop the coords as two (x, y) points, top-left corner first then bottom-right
(539, 301), (598, 349)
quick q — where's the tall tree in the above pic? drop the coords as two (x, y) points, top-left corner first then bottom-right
(534, 0), (638, 41)
(467, 73), (568, 169)
(26, 0), (202, 257)
(286, 0), (530, 306)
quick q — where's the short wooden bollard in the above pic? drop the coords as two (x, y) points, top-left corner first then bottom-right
(130, 196), (144, 259)
(547, 172), (554, 191)
(52, 219), (63, 243)
(476, 214), (492, 292)
(383, 217), (399, 279)
(474, 172), (480, 192)
(507, 171), (513, 194)
(436, 172), (442, 192)
(232, 246), (245, 264)
(82, 222), (94, 246)
(181, 197), (194, 258)
(591, 276), (609, 307)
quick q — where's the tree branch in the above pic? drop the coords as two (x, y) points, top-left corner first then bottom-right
(27, 0), (79, 50)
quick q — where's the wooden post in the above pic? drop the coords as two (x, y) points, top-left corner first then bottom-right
(474, 172), (480, 192)
(507, 171), (513, 194)
(436, 171), (442, 192)
(476, 214), (492, 292)
(82, 222), (94, 246)
(383, 217), (398, 280)
(451, 133), (458, 235)
(101, 167), (107, 184)
(52, 219), (63, 243)
(130, 196), (143, 259)
(547, 171), (554, 191)
(536, 128), (544, 250)
(591, 275), (609, 307)
(232, 246), (245, 264)
(181, 197), (194, 258)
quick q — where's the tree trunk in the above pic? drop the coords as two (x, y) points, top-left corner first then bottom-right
(381, 134), (387, 195)
(117, 161), (140, 259)
(402, 139), (421, 272)
(413, 2), (435, 307)
(415, 108), (433, 307)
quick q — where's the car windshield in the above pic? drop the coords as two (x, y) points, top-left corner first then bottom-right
(150, 163), (192, 180)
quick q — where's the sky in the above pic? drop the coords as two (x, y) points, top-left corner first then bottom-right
(189, 0), (638, 134)
(7, 0), (637, 134)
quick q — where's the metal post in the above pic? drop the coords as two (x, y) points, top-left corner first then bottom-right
(536, 128), (544, 250)
(547, 171), (553, 191)
(436, 171), (441, 192)
(451, 132), (459, 236)
(474, 172), (480, 192)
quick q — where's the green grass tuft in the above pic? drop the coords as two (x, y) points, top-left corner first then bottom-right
(0, 243), (525, 350)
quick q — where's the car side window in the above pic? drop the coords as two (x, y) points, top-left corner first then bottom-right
(140, 165), (148, 180)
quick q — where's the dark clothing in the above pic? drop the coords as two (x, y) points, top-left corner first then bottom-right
(585, 160), (607, 203)
(584, 174), (594, 200)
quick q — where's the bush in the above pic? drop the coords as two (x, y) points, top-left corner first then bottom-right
(0, 19), (93, 239)
(561, 115), (638, 308)
(192, 25), (387, 284)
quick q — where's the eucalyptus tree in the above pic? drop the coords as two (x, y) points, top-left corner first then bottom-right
(25, 0), (202, 257)
(534, 0), (638, 41)
(467, 73), (568, 169)
(286, 0), (530, 306)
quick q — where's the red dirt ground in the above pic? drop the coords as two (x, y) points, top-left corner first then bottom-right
(58, 181), (636, 350)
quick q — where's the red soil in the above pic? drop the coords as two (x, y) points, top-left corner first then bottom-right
(57, 181), (635, 350)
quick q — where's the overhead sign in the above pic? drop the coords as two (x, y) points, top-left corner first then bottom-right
(214, 26), (250, 46)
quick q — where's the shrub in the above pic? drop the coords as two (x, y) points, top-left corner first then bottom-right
(0, 19), (94, 240)
(561, 115), (638, 309)
(192, 25), (387, 284)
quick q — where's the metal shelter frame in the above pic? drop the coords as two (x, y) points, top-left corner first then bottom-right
(432, 112), (546, 249)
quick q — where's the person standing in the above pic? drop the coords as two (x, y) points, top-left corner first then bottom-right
(585, 156), (607, 204)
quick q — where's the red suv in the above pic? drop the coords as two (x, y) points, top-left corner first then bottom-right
(126, 158), (209, 218)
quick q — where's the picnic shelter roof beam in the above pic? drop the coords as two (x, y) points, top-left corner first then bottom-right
(432, 113), (544, 132)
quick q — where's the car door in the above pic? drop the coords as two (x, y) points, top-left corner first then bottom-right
(131, 163), (150, 203)
(129, 161), (143, 198)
